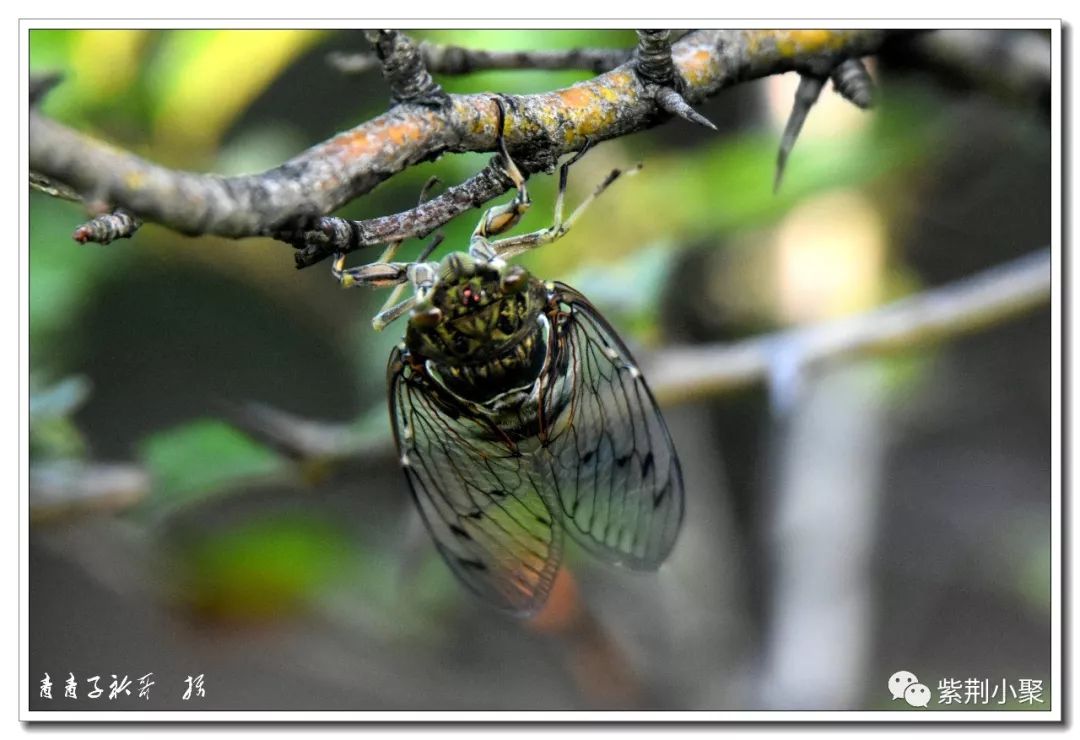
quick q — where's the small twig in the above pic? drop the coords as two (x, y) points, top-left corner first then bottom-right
(527, 569), (646, 708)
(72, 208), (142, 245)
(329, 42), (631, 76)
(830, 58), (875, 109)
(29, 171), (82, 202)
(364, 30), (448, 107)
(647, 248), (1052, 406)
(634, 30), (678, 87)
(634, 29), (716, 131)
(289, 156), (516, 268)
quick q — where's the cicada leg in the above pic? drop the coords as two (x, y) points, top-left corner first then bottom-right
(370, 233), (445, 331)
(475, 99), (530, 240)
(373, 177), (448, 326)
(484, 144), (640, 261)
(469, 99), (531, 264)
(334, 176), (447, 331)
(330, 253), (410, 289)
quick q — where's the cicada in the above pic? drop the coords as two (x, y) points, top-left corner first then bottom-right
(331, 100), (684, 615)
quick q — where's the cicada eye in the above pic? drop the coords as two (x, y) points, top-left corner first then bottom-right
(500, 266), (528, 294)
(411, 306), (442, 328)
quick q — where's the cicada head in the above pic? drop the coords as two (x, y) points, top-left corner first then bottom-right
(405, 251), (547, 364)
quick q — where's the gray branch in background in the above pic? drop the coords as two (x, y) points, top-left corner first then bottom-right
(898, 29), (1051, 104)
(647, 247), (1052, 407)
(30, 460), (150, 523)
(328, 41), (631, 76)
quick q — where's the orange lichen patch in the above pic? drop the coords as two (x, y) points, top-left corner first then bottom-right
(324, 128), (373, 158)
(319, 112), (440, 162)
(605, 69), (634, 89)
(596, 84), (622, 104)
(558, 84), (595, 109)
(385, 121), (413, 147)
(676, 48), (717, 87)
(527, 568), (582, 634)
(770, 29), (852, 57)
(543, 84), (626, 144)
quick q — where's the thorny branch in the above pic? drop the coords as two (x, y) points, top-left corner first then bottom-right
(30, 29), (891, 266)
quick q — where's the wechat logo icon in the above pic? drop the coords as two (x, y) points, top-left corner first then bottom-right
(889, 670), (930, 708)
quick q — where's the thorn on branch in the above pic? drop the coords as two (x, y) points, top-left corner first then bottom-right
(831, 58), (875, 109)
(364, 30), (448, 107)
(72, 208), (142, 245)
(774, 73), (826, 194)
(634, 30), (716, 131)
(655, 87), (718, 130)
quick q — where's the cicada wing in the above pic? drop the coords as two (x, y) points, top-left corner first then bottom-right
(388, 348), (563, 616)
(541, 283), (684, 569)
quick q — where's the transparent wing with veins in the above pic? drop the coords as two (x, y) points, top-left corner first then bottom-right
(388, 349), (563, 616)
(540, 283), (684, 569)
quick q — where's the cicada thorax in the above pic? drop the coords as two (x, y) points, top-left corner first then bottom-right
(403, 252), (552, 408)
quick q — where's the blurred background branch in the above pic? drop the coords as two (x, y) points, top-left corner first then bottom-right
(328, 40), (633, 76)
(886, 29), (1051, 108)
(648, 246), (1051, 406)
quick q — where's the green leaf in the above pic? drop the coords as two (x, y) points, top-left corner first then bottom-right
(139, 418), (286, 506)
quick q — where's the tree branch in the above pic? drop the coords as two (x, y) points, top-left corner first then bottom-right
(646, 248), (1052, 406)
(328, 41), (631, 76)
(30, 29), (889, 260)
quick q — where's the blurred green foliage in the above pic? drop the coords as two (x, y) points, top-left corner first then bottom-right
(29, 375), (91, 460)
(138, 419), (286, 513)
(172, 512), (350, 620)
